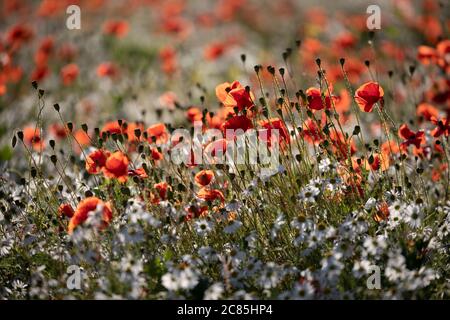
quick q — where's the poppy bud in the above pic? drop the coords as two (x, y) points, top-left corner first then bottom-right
(49, 139), (55, 149)
(339, 58), (345, 66)
(67, 122), (73, 132)
(32, 81), (38, 90)
(240, 54), (246, 63)
(17, 131), (24, 141)
(81, 123), (88, 133)
(53, 103), (60, 112)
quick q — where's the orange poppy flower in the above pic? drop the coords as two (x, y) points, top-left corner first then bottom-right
(68, 197), (112, 234)
(129, 167), (148, 178)
(197, 187), (225, 203)
(103, 20), (129, 38)
(102, 151), (129, 183)
(195, 170), (214, 187)
(101, 121), (124, 137)
(186, 107), (203, 123)
(416, 103), (439, 121)
(150, 147), (164, 162)
(417, 45), (436, 65)
(147, 123), (169, 144)
(23, 126), (45, 151)
(60, 63), (79, 86)
(86, 149), (110, 174)
(96, 62), (118, 78)
(215, 81), (255, 112)
(354, 81), (384, 112)
(58, 203), (74, 218)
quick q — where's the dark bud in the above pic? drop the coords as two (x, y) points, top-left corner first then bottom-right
(81, 123), (88, 133)
(66, 122), (73, 132)
(85, 190), (94, 197)
(12, 135), (17, 148)
(388, 70), (394, 78)
(295, 40), (301, 48)
(38, 89), (45, 98)
(31, 167), (37, 178)
(409, 65), (416, 76)
(49, 139), (55, 149)
(50, 155), (57, 164)
(156, 108), (163, 118)
(254, 65), (260, 73)
(17, 131), (24, 141)
(31, 81), (38, 90)
(352, 125), (360, 136)
(416, 167), (424, 174)
(364, 60), (370, 67)
(118, 119), (123, 127)
(134, 128), (141, 139)
(373, 139), (379, 146)
(279, 68), (285, 76)
(94, 127), (100, 136)
(295, 154), (302, 162)
(315, 58), (321, 67)
(240, 54), (246, 63)
(339, 58), (345, 66)
(53, 103), (60, 112)
(245, 85), (250, 93)
(57, 185), (63, 192)
(368, 155), (374, 165)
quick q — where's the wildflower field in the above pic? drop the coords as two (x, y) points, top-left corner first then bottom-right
(0, 0), (449, 300)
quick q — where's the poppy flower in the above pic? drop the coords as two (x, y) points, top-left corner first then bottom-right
(86, 149), (110, 174)
(150, 147), (164, 162)
(125, 122), (145, 143)
(58, 203), (74, 218)
(73, 129), (91, 151)
(215, 81), (255, 112)
(101, 121), (124, 137)
(129, 167), (148, 178)
(23, 126), (45, 150)
(204, 42), (227, 60)
(381, 140), (400, 157)
(31, 65), (50, 82)
(430, 117), (450, 137)
(195, 170), (214, 187)
(103, 20), (129, 38)
(6, 24), (33, 49)
(152, 181), (171, 203)
(60, 63), (79, 86)
(96, 62), (118, 78)
(354, 81), (384, 112)
(329, 131), (356, 159)
(102, 151), (129, 183)
(185, 205), (208, 221)
(197, 187), (225, 203)
(49, 123), (70, 139)
(305, 87), (334, 111)
(398, 124), (425, 153)
(203, 138), (229, 160)
(68, 197), (112, 234)
(159, 46), (177, 75)
(365, 153), (390, 172)
(302, 118), (323, 145)
(417, 45), (437, 65)
(186, 107), (203, 123)
(221, 115), (253, 137)
(258, 118), (290, 147)
(147, 123), (169, 144)
(416, 103), (439, 121)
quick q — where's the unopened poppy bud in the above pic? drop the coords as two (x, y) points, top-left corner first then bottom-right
(279, 68), (285, 76)
(240, 54), (246, 63)
(12, 135), (17, 148)
(17, 131), (24, 141)
(39, 89), (45, 98)
(388, 70), (393, 78)
(49, 139), (55, 149)
(53, 103), (60, 112)
(31, 167), (37, 178)
(81, 123), (88, 132)
(50, 155), (57, 164)
(364, 60), (370, 67)
(66, 122), (73, 132)
(339, 58), (345, 66)
(315, 58), (321, 67)
(254, 65), (260, 73)
(32, 81), (38, 90)
(409, 65), (416, 76)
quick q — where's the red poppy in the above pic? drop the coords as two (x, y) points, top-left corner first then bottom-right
(68, 197), (112, 234)
(152, 182), (171, 203)
(354, 81), (384, 112)
(185, 205), (208, 221)
(102, 151), (129, 183)
(204, 42), (227, 60)
(86, 149), (110, 174)
(398, 124), (425, 153)
(195, 170), (214, 187)
(329, 131), (356, 159)
(129, 167), (148, 178)
(101, 121), (124, 137)
(258, 118), (290, 147)
(96, 62), (118, 78)
(60, 63), (79, 86)
(150, 147), (164, 162)
(221, 115), (253, 136)
(58, 203), (74, 218)
(302, 119), (323, 145)
(305, 87), (334, 111)
(431, 117), (450, 137)
(103, 20), (129, 38)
